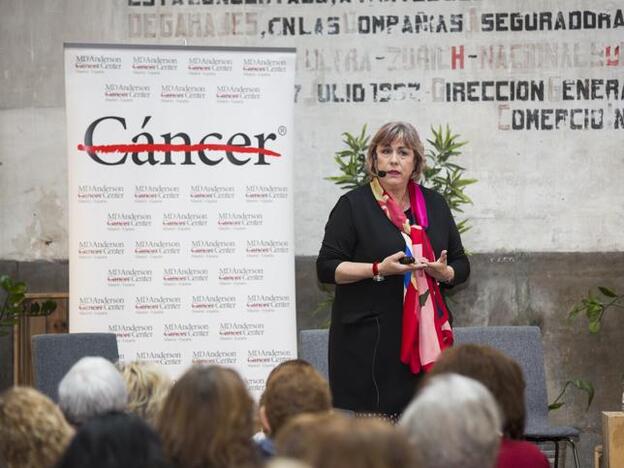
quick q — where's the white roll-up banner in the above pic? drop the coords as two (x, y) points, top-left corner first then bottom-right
(65, 43), (297, 395)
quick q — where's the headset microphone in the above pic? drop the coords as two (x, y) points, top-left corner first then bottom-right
(372, 155), (387, 177)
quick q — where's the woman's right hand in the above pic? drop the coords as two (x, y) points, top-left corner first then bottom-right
(379, 251), (423, 276)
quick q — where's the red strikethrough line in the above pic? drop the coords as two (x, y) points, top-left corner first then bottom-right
(77, 143), (281, 157)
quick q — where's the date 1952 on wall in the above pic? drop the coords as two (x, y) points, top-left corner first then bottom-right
(294, 82), (422, 104)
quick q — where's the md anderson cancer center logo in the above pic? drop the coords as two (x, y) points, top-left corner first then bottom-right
(242, 57), (287, 76)
(74, 54), (122, 73)
(78, 241), (125, 258)
(247, 349), (294, 368)
(246, 240), (289, 257)
(135, 184), (180, 202)
(163, 212), (209, 230)
(78, 296), (124, 315)
(134, 240), (181, 258)
(191, 295), (236, 313)
(190, 240), (235, 258)
(219, 322), (265, 341)
(132, 55), (177, 74)
(192, 350), (238, 366)
(245, 185), (288, 202)
(104, 83), (150, 102)
(216, 85), (260, 104)
(190, 185), (235, 203)
(135, 296), (181, 314)
(219, 267), (263, 285)
(187, 56), (233, 75)
(77, 185), (124, 203)
(107, 212), (152, 231)
(163, 267), (210, 286)
(107, 268), (152, 287)
(247, 294), (291, 313)
(109, 324), (153, 343)
(161, 84), (206, 102)
(217, 212), (262, 230)
(135, 351), (182, 366)
(163, 323), (210, 342)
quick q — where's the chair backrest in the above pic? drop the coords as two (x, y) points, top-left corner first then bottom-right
(453, 326), (550, 428)
(31, 333), (119, 402)
(298, 329), (329, 380)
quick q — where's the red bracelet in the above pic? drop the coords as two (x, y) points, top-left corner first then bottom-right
(372, 262), (385, 282)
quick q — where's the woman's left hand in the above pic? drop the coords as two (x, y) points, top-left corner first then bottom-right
(418, 250), (455, 283)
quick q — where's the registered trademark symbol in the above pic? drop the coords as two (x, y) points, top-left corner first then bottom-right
(278, 126), (287, 136)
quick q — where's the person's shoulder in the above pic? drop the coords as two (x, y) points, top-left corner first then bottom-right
(345, 184), (372, 199)
(418, 184), (448, 208)
(498, 438), (549, 466)
(339, 184), (373, 205)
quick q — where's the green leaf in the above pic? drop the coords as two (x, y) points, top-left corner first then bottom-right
(548, 402), (564, 411)
(455, 178), (478, 187)
(9, 290), (25, 301)
(571, 379), (595, 410)
(0, 275), (12, 290)
(41, 300), (57, 314)
(598, 286), (617, 298)
(569, 303), (584, 319)
(588, 321), (601, 334)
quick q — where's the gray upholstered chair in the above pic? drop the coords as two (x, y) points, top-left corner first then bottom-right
(453, 326), (580, 468)
(31, 333), (119, 402)
(298, 329), (329, 380)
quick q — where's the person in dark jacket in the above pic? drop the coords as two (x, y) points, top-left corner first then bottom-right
(317, 121), (470, 418)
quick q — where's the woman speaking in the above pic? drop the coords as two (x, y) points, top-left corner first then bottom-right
(316, 121), (470, 419)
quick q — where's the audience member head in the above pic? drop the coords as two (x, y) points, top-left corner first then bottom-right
(55, 411), (170, 468)
(429, 344), (526, 439)
(266, 458), (313, 468)
(260, 359), (332, 437)
(118, 361), (172, 427)
(58, 356), (127, 426)
(276, 412), (415, 468)
(0, 386), (74, 468)
(158, 365), (260, 468)
(400, 373), (501, 468)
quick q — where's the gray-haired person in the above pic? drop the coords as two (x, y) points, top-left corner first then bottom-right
(58, 356), (127, 427)
(399, 373), (502, 468)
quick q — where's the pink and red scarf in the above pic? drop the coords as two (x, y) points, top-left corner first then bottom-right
(370, 177), (453, 373)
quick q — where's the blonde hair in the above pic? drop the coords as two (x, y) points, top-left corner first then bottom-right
(366, 121), (426, 181)
(0, 386), (74, 468)
(118, 361), (172, 427)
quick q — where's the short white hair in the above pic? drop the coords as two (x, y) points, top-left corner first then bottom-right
(399, 373), (502, 468)
(58, 356), (127, 426)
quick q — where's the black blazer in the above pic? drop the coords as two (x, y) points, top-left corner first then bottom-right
(316, 184), (469, 415)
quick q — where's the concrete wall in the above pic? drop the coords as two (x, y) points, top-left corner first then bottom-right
(1, 0), (624, 259)
(1, 1), (623, 466)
